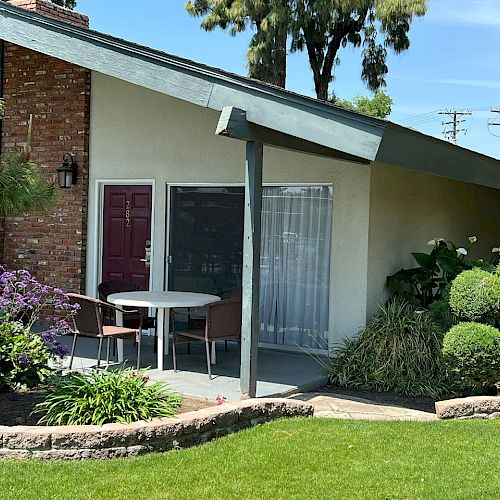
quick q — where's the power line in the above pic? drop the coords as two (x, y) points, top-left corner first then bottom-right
(438, 109), (472, 144)
(487, 108), (500, 138)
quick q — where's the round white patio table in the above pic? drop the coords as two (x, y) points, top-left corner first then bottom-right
(107, 291), (221, 371)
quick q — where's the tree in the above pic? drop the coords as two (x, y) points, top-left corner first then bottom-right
(332, 90), (392, 118)
(0, 154), (57, 219)
(186, 1), (289, 88)
(187, 0), (427, 100)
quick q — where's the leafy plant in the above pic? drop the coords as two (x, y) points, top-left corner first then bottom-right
(332, 90), (392, 119)
(442, 322), (500, 395)
(427, 286), (456, 333)
(387, 237), (491, 308)
(327, 299), (448, 398)
(449, 268), (500, 325)
(0, 266), (77, 390)
(35, 369), (182, 426)
(0, 321), (52, 390)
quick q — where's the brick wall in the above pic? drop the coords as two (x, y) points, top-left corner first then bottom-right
(8, 0), (89, 28)
(1, 42), (91, 292)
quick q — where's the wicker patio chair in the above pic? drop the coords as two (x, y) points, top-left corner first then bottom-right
(172, 298), (242, 379)
(97, 280), (156, 331)
(67, 293), (143, 370)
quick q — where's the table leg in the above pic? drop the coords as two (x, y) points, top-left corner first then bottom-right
(115, 309), (124, 363)
(164, 308), (170, 356)
(211, 342), (216, 365)
(157, 308), (164, 371)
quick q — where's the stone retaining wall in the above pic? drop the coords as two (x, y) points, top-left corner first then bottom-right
(0, 399), (313, 460)
(435, 396), (500, 420)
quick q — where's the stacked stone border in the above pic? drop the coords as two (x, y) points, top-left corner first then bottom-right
(0, 398), (313, 460)
(435, 396), (500, 420)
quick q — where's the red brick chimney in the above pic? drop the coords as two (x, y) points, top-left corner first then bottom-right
(1, 0), (91, 293)
(8, 0), (89, 28)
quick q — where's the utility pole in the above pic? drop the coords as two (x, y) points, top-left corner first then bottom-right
(439, 109), (472, 144)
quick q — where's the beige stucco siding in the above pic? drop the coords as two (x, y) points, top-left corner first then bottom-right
(366, 162), (500, 319)
(87, 72), (372, 345)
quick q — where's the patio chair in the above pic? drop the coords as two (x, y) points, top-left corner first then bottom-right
(67, 293), (143, 370)
(172, 298), (242, 379)
(97, 280), (156, 331)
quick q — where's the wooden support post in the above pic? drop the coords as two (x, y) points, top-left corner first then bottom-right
(240, 141), (263, 399)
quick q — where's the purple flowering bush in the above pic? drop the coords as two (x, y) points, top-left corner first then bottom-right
(0, 265), (78, 390)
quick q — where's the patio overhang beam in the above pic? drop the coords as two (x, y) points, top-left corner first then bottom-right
(216, 107), (370, 164)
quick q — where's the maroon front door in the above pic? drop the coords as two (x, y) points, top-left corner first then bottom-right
(102, 185), (152, 289)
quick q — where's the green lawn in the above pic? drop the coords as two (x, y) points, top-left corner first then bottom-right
(1, 418), (499, 500)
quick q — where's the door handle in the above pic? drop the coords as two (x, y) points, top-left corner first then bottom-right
(141, 240), (151, 268)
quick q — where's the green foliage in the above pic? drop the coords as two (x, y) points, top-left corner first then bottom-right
(449, 268), (500, 324)
(327, 299), (447, 398)
(386, 237), (490, 308)
(35, 369), (182, 426)
(186, 1), (427, 99)
(186, 0), (288, 87)
(442, 322), (500, 394)
(0, 153), (58, 218)
(0, 321), (52, 390)
(332, 90), (392, 118)
(427, 286), (456, 333)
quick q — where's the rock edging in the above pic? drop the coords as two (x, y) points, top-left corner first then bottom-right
(435, 396), (500, 420)
(0, 398), (313, 460)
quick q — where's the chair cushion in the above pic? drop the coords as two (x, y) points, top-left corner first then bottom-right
(102, 325), (138, 340)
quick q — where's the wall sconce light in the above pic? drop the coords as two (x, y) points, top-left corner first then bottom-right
(57, 153), (78, 189)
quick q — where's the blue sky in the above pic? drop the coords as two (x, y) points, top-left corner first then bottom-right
(77, 0), (500, 159)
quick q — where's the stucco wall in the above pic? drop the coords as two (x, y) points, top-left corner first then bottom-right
(87, 72), (372, 345)
(366, 162), (500, 319)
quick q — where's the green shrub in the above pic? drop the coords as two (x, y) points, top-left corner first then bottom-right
(0, 321), (52, 390)
(449, 269), (500, 323)
(428, 286), (456, 333)
(35, 369), (182, 426)
(442, 322), (500, 394)
(327, 300), (447, 398)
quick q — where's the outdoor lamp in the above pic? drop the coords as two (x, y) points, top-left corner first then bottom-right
(57, 153), (78, 188)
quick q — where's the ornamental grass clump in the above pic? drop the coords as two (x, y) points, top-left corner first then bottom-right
(442, 322), (500, 395)
(328, 300), (447, 398)
(35, 369), (182, 426)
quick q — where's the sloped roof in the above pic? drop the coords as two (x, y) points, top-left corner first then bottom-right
(0, 2), (498, 189)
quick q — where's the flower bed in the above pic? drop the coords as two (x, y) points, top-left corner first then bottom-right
(0, 399), (313, 460)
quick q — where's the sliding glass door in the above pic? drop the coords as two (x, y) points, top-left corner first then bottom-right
(259, 186), (333, 350)
(168, 185), (333, 351)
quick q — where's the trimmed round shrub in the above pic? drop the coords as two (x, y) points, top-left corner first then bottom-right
(449, 268), (500, 322)
(442, 322), (500, 394)
(327, 300), (447, 398)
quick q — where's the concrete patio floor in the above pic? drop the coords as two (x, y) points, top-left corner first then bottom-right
(59, 334), (327, 401)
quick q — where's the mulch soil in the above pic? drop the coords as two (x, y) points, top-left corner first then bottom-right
(0, 390), (216, 426)
(318, 386), (438, 413)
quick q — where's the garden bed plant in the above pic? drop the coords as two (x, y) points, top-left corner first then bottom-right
(0, 265), (77, 391)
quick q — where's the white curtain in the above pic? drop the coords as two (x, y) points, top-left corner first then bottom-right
(259, 186), (333, 350)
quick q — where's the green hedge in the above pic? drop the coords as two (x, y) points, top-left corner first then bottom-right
(449, 268), (500, 323)
(442, 322), (500, 394)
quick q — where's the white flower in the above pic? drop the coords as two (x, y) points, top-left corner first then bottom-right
(427, 238), (444, 246)
(468, 236), (477, 244)
(492, 247), (500, 253)
(457, 248), (468, 256)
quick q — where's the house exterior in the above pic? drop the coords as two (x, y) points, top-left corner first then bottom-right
(1, 1), (499, 396)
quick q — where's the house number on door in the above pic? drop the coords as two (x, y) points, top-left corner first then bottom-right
(125, 200), (131, 227)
